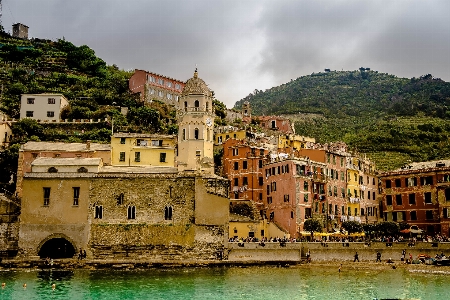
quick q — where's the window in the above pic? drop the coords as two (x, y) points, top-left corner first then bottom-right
(46, 167), (58, 173)
(234, 162), (239, 170)
(243, 161), (248, 169)
(43, 187), (50, 206)
(73, 187), (80, 206)
(27, 98), (35, 104)
(386, 195), (393, 206)
(160, 153), (166, 163)
(233, 148), (239, 156)
(183, 129), (186, 140)
(48, 98), (56, 104)
(127, 206), (136, 219)
(290, 211), (294, 219)
(426, 210), (433, 220)
(158, 78), (164, 85)
(373, 192), (375, 200)
(395, 194), (402, 206)
(166, 82), (172, 88)
(175, 83), (181, 90)
(117, 193), (124, 205)
(342, 206), (345, 215)
(194, 128), (199, 139)
(272, 182), (277, 191)
(152, 140), (163, 147)
(385, 180), (391, 188)
(258, 177), (263, 186)
(119, 152), (125, 162)
(304, 194), (308, 202)
(304, 181), (309, 191)
(196, 150), (201, 157)
(368, 191), (371, 200)
(259, 160), (263, 168)
(341, 172), (345, 181)
(284, 195), (290, 202)
(120, 137), (126, 144)
(267, 185), (270, 195)
(158, 91), (163, 97)
(410, 211), (417, 220)
(194, 100), (200, 111)
(421, 176), (433, 185)
(206, 101), (209, 111)
(243, 177), (248, 185)
(445, 188), (450, 201)
(77, 167), (88, 173)
(409, 193), (416, 205)
(271, 120), (276, 128)
(95, 206), (103, 219)
(167, 93), (172, 100)
(395, 179), (401, 187)
(341, 188), (345, 198)
(406, 177), (417, 187)
(184, 101), (188, 111)
(26, 111), (33, 117)
(165, 206), (173, 220)
(135, 152), (140, 162)
(234, 178), (238, 186)
(424, 192), (432, 204)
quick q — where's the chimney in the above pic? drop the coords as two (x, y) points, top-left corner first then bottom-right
(86, 140), (91, 150)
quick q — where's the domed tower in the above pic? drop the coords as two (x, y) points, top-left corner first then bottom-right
(177, 69), (215, 173)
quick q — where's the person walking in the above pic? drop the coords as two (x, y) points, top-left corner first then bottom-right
(376, 251), (382, 262)
(354, 251), (359, 262)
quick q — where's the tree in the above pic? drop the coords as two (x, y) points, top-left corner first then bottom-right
(376, 221), (399, 236)
(342, 221), (363, 234)
(304, 218), (322, 238)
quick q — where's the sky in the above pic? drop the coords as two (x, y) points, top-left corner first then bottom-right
(3, 0), (450, 108)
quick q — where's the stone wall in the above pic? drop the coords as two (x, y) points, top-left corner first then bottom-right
(227, 242), (450, 262)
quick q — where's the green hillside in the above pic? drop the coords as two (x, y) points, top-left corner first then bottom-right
(234, 70), (450, 170)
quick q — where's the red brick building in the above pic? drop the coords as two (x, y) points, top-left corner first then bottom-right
(379, 160), (450, 235)
(222, 139), (269, 210)
(129, 69), (185, 106)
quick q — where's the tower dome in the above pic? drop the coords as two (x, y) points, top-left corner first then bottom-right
(181, 69), (212, 97)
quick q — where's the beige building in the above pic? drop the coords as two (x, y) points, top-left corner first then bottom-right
(20, 93), (69, 121)
(110, 133), (176, 167)
(177, 69), (215, 173)
(0, 113), (13, 147)
(12, 23), (29, 39)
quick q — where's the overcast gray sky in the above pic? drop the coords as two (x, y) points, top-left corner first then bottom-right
(3, 0), (450, 107)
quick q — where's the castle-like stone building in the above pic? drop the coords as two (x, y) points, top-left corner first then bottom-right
(18, 70), (230, 260)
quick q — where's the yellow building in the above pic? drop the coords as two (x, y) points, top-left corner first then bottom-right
(215, 129), (246, 145)
(111, 133), (176, 167)
(278, 134), (315, 150)
(346, 157), (360, 220)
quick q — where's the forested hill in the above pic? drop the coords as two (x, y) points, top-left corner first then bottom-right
(234, 70), (450, 170)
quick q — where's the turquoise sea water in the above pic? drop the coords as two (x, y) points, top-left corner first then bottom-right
(0, 266), (447, 300)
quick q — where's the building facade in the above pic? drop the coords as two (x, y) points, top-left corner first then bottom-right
(129, 69), (185, 106)
(12, 23), (29, 39)
(110, 133), (176, 167)
(20, 94), (69, 121)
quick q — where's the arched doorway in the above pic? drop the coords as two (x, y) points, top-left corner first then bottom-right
(38, 238), (76, 259)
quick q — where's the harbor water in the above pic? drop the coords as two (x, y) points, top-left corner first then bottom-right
(0, 265), (447, 299)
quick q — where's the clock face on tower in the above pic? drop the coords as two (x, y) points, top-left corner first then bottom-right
(206, 118), (212, 127)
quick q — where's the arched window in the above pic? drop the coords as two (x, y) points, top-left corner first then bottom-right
(194, 100), (199, 111)
(77, 167), (88, 173)
(48, 167), (58, 173)
(165, 206), (173, 220)
(194, 128), (199, 139)
(184, 101), (188, 112)
(127, 206), (136, 219)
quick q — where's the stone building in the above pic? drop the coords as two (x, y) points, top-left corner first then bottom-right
(12, 23), (29, 39)
(129, 69), (185, 106)
(19, 158), (229, 259)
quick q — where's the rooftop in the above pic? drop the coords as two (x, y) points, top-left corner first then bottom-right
(113, 133), (175, 139)
(31, 157), (102, 166)
(22, 141), (110, 152)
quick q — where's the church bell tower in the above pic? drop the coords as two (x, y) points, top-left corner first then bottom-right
(177, 69), (215, 173)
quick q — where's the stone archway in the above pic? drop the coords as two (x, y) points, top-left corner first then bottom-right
(37, 233), (77, 259)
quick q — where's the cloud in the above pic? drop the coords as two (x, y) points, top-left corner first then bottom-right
(3, 0), (450, 107)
